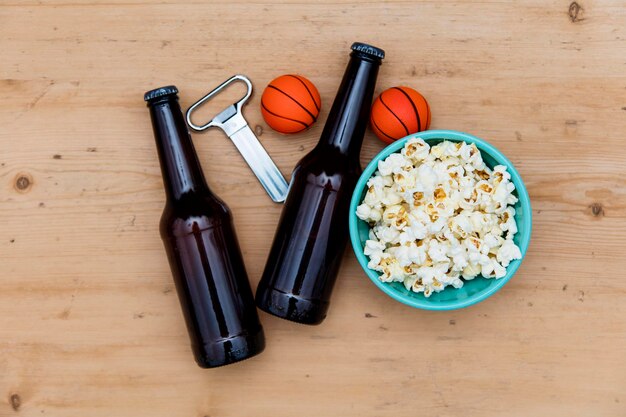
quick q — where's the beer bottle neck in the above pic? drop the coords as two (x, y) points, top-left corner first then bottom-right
(318, 52), (381, 156)
(148, 96), (209, 200)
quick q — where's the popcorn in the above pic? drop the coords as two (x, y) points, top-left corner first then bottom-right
(393, 171), (416, 189)
(376, 224), (401, 244)
(481, 257), (507, 279)
(364, 239), (386, 264)
(449, 211), (473, 238)
(378, 153), (411, 176)
(382, 205), (408, 230)
(381, 189), (403, 206)
(388, 243), (426, 268)
(380, 259), (406, 283)
(402, 138), (430, 162)
(448, 243), (469, 272)
(356, 204), (372, 221)
(499, 207), (518, 237)
(483, 232), (504, 254)
(427, 239), (449, 263)
(497, 239), (522, 267)
(462, 262), (481, 280)
(358, 139), (522, 297)
(492, 165), (511, 185)
(363, 185), (385, 207)
(399, 222), (428, 243)
(416, 164), (438, 193)
(431, 140), (460, 158)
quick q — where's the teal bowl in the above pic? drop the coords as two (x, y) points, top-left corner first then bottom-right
(349, 130), (532, 310)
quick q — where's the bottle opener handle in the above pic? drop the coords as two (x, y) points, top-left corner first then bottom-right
(186, 75), (289, 203)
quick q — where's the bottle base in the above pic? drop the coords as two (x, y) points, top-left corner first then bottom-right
(192, 327), (265, 368)
(255, 286), (328, 325)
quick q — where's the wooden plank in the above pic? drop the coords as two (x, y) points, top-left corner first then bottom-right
(1, 1), (625, 416)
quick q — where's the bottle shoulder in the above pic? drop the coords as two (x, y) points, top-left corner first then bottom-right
(160, 192), (231, 238)
(296, 146), (361, 175)
(291, 147), (362, 191)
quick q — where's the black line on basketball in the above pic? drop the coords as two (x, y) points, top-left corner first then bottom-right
(261, 100), (310, 128)
(379, 93), (410, 136)
(267, 85), (317, 122)
(287, 75), (320, 112)
(393, 87), (421, 132)
(371, 118), (398, 142)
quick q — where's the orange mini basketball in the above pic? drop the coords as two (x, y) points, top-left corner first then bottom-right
(370, 86), (431, 144)
(260, 74), (321, 134)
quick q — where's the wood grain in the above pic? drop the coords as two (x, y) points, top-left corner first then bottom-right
(1, 1), (625, 416)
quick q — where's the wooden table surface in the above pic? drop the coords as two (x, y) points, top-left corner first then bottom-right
(2, 1), (625, 416)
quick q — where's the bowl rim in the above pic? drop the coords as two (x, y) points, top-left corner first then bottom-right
(349, 129), (532, 311)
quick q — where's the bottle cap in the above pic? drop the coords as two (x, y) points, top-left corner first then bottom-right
(144, 85), (179, 102)
(351, 42), (385, 60)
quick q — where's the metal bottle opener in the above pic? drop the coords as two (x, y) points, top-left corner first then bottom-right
(186, 75), (289, 203)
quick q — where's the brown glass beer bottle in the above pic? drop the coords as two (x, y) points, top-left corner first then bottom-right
(145, 86), (264, 367)
(255, 43), (384, 324)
